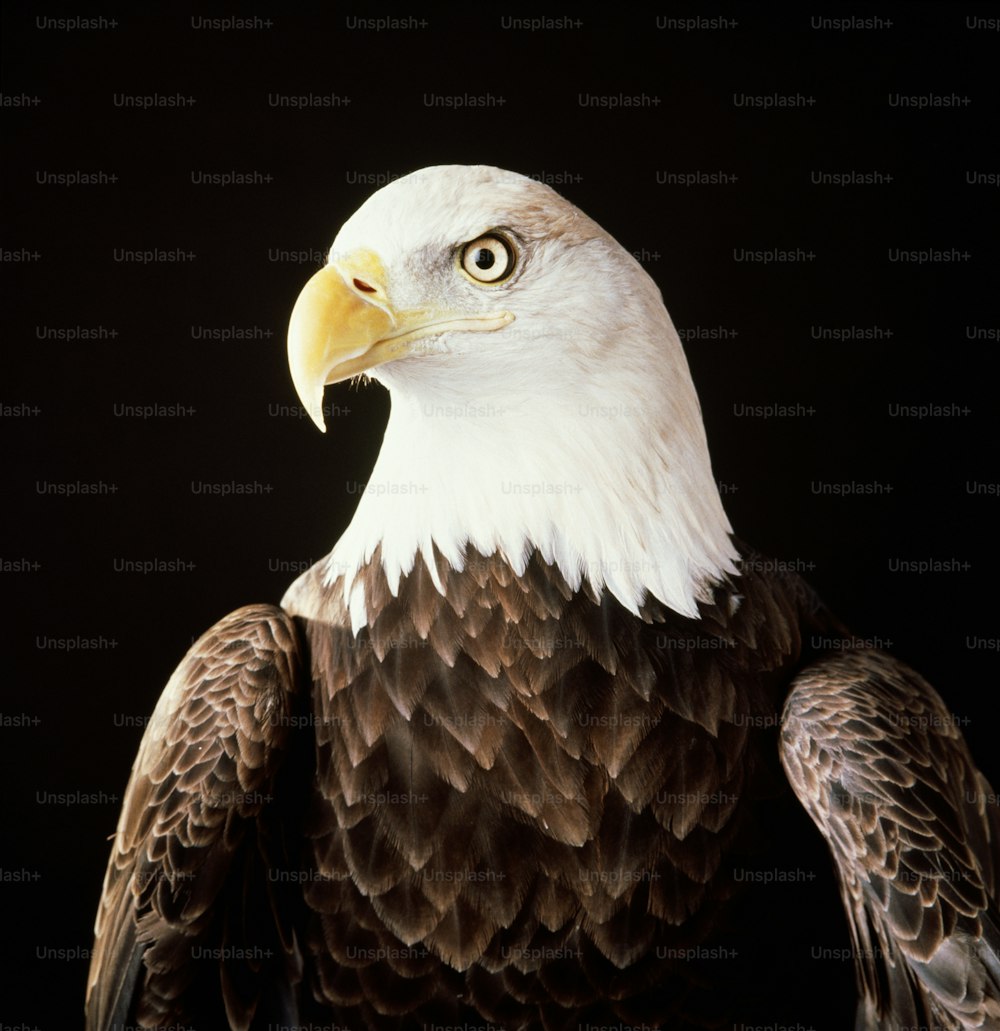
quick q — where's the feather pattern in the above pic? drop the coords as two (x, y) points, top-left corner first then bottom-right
(781, 651), (1000, 1029)
(86, 606), (307, 1031)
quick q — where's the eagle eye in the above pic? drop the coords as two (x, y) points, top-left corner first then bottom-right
(458, 232), (516, 284)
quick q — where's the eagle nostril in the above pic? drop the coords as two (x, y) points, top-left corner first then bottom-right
(353, 278), (377, 294)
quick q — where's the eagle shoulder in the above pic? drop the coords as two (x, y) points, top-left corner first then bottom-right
(86, 603), (308, 1031)
(780, 649), (1000, 1029)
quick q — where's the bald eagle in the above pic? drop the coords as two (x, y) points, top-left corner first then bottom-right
(87, 166), (1000, 1030)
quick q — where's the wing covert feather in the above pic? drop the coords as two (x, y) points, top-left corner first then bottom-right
(86, 603), (307, 1031)
(781, 650), (1000, 1030)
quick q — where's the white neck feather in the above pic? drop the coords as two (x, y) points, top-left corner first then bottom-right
(316, 322), (738, 635)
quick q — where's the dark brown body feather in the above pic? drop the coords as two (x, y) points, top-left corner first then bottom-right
(86, 547), (1000, 1030)
(288, 546), (832, 1029)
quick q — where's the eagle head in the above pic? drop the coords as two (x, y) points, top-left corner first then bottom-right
(286, 165), (737, 629)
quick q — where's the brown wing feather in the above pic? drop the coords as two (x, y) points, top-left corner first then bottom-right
(86, 604), (306, 1031)
(780, 650), (1000, 1030)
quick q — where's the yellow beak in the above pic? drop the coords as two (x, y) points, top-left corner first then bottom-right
(287, 249), (514, 431)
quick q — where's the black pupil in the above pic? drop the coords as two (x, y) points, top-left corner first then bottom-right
(474, 247), (496, 270)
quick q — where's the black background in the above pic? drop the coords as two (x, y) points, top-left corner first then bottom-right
(3, 5), (998, 1027)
